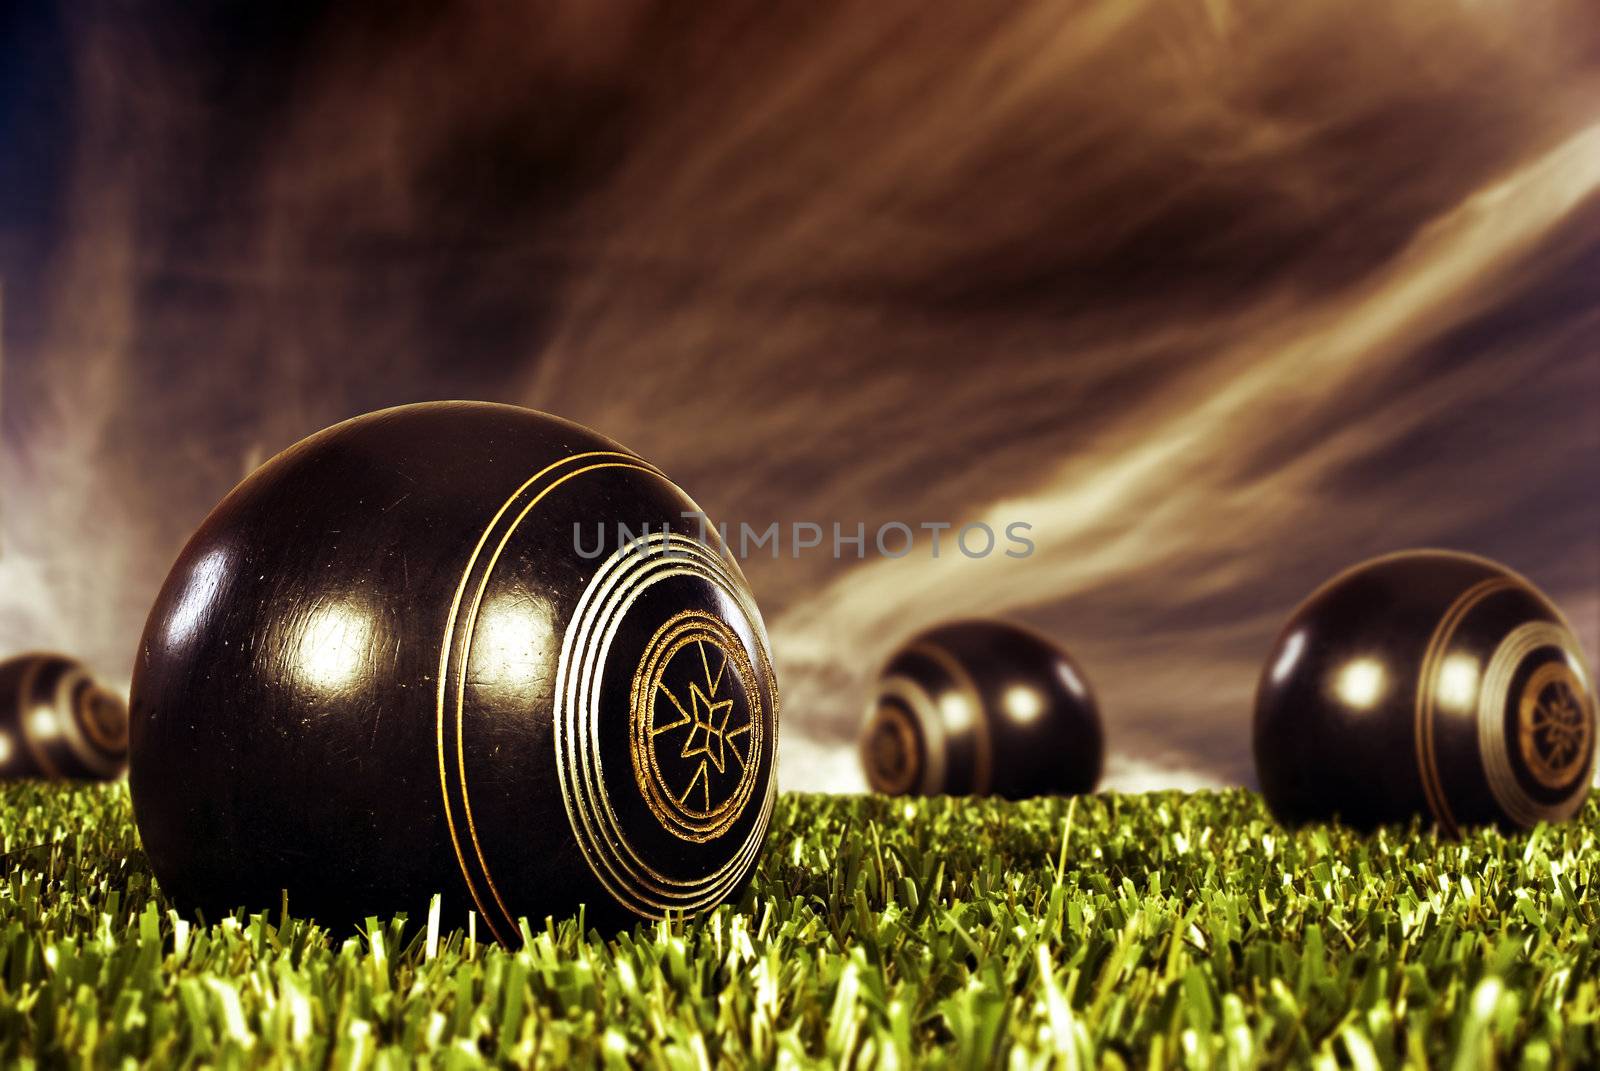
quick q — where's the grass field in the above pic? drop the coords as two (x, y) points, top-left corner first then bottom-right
(1, 784), (1597, 1068)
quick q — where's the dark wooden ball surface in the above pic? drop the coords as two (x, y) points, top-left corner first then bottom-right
(1253, 550), (1596, 833)
(859, 620), (1102, 799)
(129, 402), (779, 940)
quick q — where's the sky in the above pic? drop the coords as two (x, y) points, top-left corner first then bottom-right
(1, 0), (1596, 792)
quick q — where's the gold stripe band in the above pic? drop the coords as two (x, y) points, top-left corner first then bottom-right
(1478, 621), (1595, 826)
(1413, 578), (1516, 835)
(908, 642), (993, 796)
(438, 454), (777, 936)
(436, 450), (660, 944)
(554, 531), (776, 917)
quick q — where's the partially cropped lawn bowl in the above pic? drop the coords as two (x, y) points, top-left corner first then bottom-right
(2, 786), (1599, 1067)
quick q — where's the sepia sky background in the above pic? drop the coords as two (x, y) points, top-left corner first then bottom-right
(2, 0), (1597, 791)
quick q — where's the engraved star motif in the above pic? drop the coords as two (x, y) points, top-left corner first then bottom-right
(680, 681), (735, 773)
(1532, 681), (1585, 769)
(652, 640), (752, 812)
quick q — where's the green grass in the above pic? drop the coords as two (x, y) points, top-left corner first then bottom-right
(2, 785), (1598, 1068)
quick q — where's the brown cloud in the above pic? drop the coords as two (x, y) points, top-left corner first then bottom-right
(1, 0), (1595, 789)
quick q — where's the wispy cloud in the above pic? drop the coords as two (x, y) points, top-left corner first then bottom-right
(2, 1), (1595, 790)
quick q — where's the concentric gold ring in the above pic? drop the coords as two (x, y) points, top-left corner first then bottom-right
(908, 641), (992, 795)
(1479, 620), (1595, 826)
(78, 687), (128, 753)
(873, 675), (946, 794)
(555, 531), (776, 919)
(631, 610), (762, 842)
(1518, 662), (1592, 789)
(1414, 577), (1515, 835)
(862, 701), (921, 795)
(437, 450), (661, 944)
(439, 459), (776, 933)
